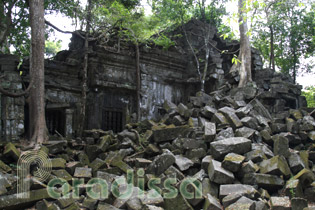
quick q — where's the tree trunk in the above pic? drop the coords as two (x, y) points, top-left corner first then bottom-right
(293, 48), (297, 84)
(29, 0), (48, 145)
(236, 0), (252, 87)
(78, 0), (92, 137)
(201, 29), (211, 92)
(269, 25), (275, 71)
(135, 43), (141, 122)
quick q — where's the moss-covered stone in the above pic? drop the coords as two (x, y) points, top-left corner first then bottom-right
(3, 142), (20, 161)
(293, 168), (315, 188)
(222, 153), (245, 172)
(290, 109), (303, 120)
(0, 160), (11, 173)
(259, 155), (291, 178)
(51, 169), (72, 182)
(0, 188), (51, 209)
(164, 192), (193, 210)
(50, 158), (66, 169)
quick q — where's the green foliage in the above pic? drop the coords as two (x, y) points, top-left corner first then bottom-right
(45, 40), (62, 57)
(93, 0), (154, 44)
(1, 0), (80, 57)
(232, 55), (241, 64)
(152, 34), (175, 50)
(302, 85), (315, 108)
(252, 0), (315, 80)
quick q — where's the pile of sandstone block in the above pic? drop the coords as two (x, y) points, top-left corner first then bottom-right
(1, 87), (315, 210)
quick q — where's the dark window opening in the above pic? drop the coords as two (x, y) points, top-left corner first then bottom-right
(285, 99), (297, 109)
(102, 108), (123, 133)
(46, 109), (65, 136)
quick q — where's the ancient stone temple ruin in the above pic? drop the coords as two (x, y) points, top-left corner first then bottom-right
(0, 19), (306, 141)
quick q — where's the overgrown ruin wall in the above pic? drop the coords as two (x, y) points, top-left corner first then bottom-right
(0, 19), (306, 140)
(0, 55), (24, 141)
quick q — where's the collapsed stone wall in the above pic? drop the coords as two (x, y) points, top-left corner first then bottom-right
(0, 19), (307, 140)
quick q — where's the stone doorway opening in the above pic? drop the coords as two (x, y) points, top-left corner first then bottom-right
(102, 108), (124, 133)
(46, 109), (66, 136)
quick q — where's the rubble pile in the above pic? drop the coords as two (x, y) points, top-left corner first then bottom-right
(1, 85), (315, 210)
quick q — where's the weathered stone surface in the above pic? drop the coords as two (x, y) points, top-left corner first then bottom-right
(215, 127), (234, 140)
(219, 107), (243, 129)
(97, 202), (121, 210)
(235, 104), (253, 119)
(222, 193), (243, 208)
(210, 137), (251, 160)
(204, 122), (216, 142)
(56, 196), (75, 208)
(178, 103), (190, 119)
(164, 192), (193, 210)
(3, 142), (20, 161)
(289, 109), (303, 120)
(0, 188), (50, 210)
(219, 184), (258, 200)
(51, 169), (72, 182)
(241, 116), (259, 130)
(259, 155), (291, 178)
(74, 167), (92, 178)
(238, 160), (259, 178)
(175, 155), (194, 171)
(203, 193), (222, 210)
(212, 112), (229, 126)
(201, 155), (212, 171)
(271, 123), (287, 133)
(245, 149), (268, 163)
(126, 197), (143, 210)
(146, 152), (175, 176)
(293, 168), (315, 188)
(225, 196), (256, 210)
(254, 201), (269, 210)
(0, 160), (11, 173)
(222, 153), (245, 172)
(284, 178), (304, 198)
(208, 159), (235, 184)
(273, 135), (290, 158)
(36, 199), (59, 210)
(85, 145), (102, 162)
(250, 99), (272, 120)
(260, 129), (272, 144)
(89, 158), (106, 173)
(235, 127), (256, 139)
(46, 141), (67, 154)
(270, 196), (291, 210)
(163, 100), (178, 113)
(201, 106), (217, 119)
(290, 197), (307, 210)
(288, 153), (305, 174)
(51, 158), (66, 169)
(153, 126), (191, 142)
(309, 131), (315, 141)
(243, 173), (284, 190)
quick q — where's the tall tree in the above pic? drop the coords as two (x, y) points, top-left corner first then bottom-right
(28, 0), (48, 145)
(0, 0), (48, 145)
(230, 0), (252, 87)
(78, 0), (92, 137)
(252, 0), (315, 82)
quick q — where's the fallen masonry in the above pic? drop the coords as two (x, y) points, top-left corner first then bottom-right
(0, 82), (315, 210)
